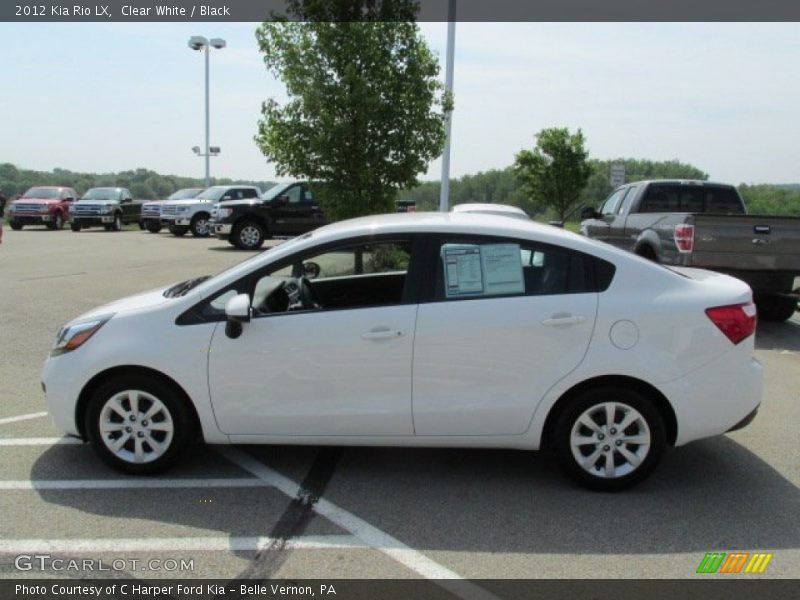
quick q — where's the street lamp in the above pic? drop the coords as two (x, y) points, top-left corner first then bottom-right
(188, 35), (226, 187)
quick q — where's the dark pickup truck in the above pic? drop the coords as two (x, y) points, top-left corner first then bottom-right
(581, 179), (800, 321)
(210, 182), (325, 250)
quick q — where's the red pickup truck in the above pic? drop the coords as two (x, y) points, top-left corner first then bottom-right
(7, 186), (78, 230)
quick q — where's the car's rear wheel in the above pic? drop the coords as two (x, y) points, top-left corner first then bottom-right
(232, 220), (265, 250)
(554, 387), (666, 491)
(86, 376), (195, 474)
(10, 221), (22, 231)
(190, 213), (211, 237)
(757, 295), (797, 322)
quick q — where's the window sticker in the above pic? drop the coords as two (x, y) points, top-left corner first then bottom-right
(443, 245), (484, 296)
(442, 243), (524, 298)
(482, 244), (525, 295)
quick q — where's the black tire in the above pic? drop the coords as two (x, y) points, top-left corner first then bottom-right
(232, 220), (265, 250)
(10, 221), (22, 231)
(189, 212), (211, 238)
(553, 386), (666, 491)
(70, 222), (81, 232)
(85, 375), (196, 475)
(111, 212), (123, 232)
(146, 222), (162, 234)
(635, 245), (658, 262)
(138, 221), (145, 230)
(757, 295), (798, 322)
(52, 213), (64, 230)
(169, 224), (188, 237)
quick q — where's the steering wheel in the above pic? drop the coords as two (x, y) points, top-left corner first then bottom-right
(298, 277), (322, 309)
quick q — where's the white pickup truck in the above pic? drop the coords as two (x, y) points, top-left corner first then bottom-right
(160, 185), (262, 237)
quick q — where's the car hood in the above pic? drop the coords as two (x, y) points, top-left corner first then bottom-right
(14, 198), (59, 205)
(69, 286), (173, 324)
(217, 199), (259, 207)
(76, 200), (119, 205)
(165, 198), (213, 205)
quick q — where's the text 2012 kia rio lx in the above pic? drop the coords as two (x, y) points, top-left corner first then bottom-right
(41, 212), (762, 490)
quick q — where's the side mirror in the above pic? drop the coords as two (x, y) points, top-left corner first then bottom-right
(121, 197), (132, 203)
(580, 206), (599, 221)
(64, 198), (74, 202)
(224, 293), (251, 339)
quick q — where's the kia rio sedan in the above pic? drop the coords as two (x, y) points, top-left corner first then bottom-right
(42, 213), (762, 490)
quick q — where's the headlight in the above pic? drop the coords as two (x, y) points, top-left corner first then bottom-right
(40, 206), (50, 213)
(100, 206), (112, 214)
(68, 205), (75, 213)
(51, 315), (113, 357)
(217, 208), (233, 218)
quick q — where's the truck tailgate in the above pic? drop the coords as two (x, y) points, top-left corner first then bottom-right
(691, 214), (800, 271)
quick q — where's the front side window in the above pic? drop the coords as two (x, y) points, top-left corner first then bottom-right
(601, 189), (626, 216)
(250, 239), (413, 316)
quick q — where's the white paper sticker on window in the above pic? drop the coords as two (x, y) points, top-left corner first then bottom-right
(442, 243), (523, 298)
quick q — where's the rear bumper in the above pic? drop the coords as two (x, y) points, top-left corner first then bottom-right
(726, 405), (759, 433)
(660, 348), (763, 446)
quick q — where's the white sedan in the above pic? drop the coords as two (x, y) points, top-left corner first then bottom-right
(42, 212), (762, 490)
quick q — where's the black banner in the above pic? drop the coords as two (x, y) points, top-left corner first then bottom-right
(2, 579), (799, 600)
(3, 0), (800, 22)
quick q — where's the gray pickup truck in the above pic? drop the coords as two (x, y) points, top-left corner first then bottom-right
(581, 179), (800, 321)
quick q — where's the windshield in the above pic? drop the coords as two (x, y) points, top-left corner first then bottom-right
(194, 187), (228, 201)
(81, 188), (120, 201)
(262, 184), (288, 201)
(23, 187), (61, 199)
(168, 188), (203, 201)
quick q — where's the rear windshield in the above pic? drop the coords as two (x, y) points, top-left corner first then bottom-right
(639, 184), (744, 214)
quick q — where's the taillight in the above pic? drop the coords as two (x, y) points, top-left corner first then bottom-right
(705, 302), (757, 345)
(674, 224), (694, 253)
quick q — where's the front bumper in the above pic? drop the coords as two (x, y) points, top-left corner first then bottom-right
(161, 216), (191, 226)
(214, 223), (232, 238)
(10, 214), (51, 224)
(41, 355), (82, 437)
(73, 216), (115, 226)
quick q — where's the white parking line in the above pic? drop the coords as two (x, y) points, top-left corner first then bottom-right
(0, 437), (82, 446)
(0, 535), (364, 554)
(0, 412), (48, 426)
(218, 447), (499, 600)
(0, 478), (273, 490)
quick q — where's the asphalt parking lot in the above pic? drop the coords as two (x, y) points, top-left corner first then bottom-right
(0, 227), (798, 585)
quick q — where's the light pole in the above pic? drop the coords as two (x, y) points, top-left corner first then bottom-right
(438, 0), (456, 212)
(188, 35), (226, 187)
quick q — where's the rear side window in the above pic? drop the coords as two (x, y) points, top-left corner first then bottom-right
(241, 188), (259, 199)
(433, 238), (615, 300)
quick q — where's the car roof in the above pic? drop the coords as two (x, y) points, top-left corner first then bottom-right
(452, 203), (529, 218)
(624, 179), (735, 188)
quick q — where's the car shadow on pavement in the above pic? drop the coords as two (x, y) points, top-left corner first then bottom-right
(29, 435), (799, 557)
(756, 319), (800, 352)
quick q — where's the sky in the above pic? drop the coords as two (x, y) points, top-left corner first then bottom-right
(1, 22), (799, 184)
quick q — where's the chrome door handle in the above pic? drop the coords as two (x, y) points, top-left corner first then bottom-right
(542, 315), (586, 327)
(361, 328), (404, 340)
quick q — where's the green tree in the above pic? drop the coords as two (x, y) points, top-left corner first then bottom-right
(254, 0), (450, 221)
(513, 128), (592, 223)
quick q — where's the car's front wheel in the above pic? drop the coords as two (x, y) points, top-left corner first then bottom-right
(190, 213), (211, 237)
(554, 387), (666, 491)
(146, 222), (162, 233)
(232, 220), (265, 250)
(10, 220), (22, 231)
(169, 224), (188, 237)
(70, 222), (81, 232)
(111, 212), (123, 232)
(86, 376), (195, 474)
